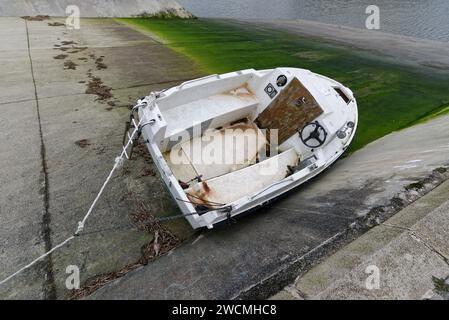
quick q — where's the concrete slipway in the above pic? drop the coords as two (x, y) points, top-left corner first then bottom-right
(90, 113), (449, 299)
(0, 16), (200, 299)
(0, 17), (448, 300)
(271, 179), (449, 300)
(0, 0), (192, 18)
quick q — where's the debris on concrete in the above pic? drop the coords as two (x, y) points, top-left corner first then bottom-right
(432, 276), (449, 297)
(85, 76), (113, 100)
(21, 15), (49, 21)
(56, 45), (88, 53)
(131, 143), (153, 165)
(140, 167), (156, 177)
(139, 218), (180, 263)
(53, 54), (68, 60)
(74, 139), (91, 148)
(61, 40), (76, 46)
(68, 203), (180, 300)
(436, 167), (448, 174)
(63, 60), (77, 70)
(95, 57), (108, 70)
(48, 22), (65, 27)
(67, 263), (142, 300)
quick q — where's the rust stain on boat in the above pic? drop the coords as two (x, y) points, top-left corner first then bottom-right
(186, 181), (215, 209)
(224, 84), (255, 98)
(202, 181), (211, 194)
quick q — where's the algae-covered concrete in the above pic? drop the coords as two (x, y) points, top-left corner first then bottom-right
(234, 18), (449, 71)
(1, 15), (449, 300)
(85, 18), (449, 299)
(0, 0), (192, 18)
(120, 18), (449, 152)
(0, 17), (200, 299)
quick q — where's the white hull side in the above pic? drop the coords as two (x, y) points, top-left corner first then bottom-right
(138, 67), (358, 229)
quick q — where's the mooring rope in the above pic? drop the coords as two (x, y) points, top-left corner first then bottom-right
(0, 97), (153, 287)
(0, 236), (76, 286)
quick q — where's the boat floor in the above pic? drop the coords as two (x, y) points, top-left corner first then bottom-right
(163, 121), (266, 182)
(163, 120), (300, 206)
(185, 148), (299, 206)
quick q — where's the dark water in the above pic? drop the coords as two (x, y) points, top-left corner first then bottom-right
(178, 0), (449, 42)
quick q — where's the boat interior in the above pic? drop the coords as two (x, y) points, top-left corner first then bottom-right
(154, 70), (325, 209)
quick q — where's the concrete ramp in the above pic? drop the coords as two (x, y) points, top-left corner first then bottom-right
(0, 0), (193, 17)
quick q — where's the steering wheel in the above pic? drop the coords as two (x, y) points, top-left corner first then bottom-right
(299, 122), (328, 148)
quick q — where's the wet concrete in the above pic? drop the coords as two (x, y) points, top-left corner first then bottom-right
(1, 16), (449, 300)
(89, 112), (449, 298)
(0, 17), (200, 299)
(272, 180), (449, 300)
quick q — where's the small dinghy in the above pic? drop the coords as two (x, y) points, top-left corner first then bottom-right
(135, 68), (357, 229)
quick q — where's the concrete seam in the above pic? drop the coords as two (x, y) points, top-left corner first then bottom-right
(0, 78), (197, 106)
(284, 284), (307, 300)
(112, 77), (201, 91)
(382, 223), (449, 266)
(0, 97), (36, 106)
(410, 232), (449, 267)
(381, 222), (411, 232)
(24, 20), (56, 300)
(0, 78), (199, 107)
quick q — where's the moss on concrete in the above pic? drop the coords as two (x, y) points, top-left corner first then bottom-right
(432, 276), (449, 294)
(405, 181), (425, 191)
(118, 18), (449, 152)
(435, 167), (448, 174)
(133, 9), (196, 19)
(402, 103), (449, 127)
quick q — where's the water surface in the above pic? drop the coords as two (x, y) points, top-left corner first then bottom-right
(178, 0), (449, 42)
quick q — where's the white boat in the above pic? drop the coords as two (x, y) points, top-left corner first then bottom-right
(135, 67), (358, 229)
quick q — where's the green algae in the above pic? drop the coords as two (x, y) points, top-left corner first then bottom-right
(118, 18), (449, 152)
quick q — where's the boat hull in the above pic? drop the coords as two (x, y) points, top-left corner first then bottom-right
(137, 67), (358, 229)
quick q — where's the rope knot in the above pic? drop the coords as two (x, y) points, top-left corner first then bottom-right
(115, 156), (125, 168)
(75, 221), (84, 236)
